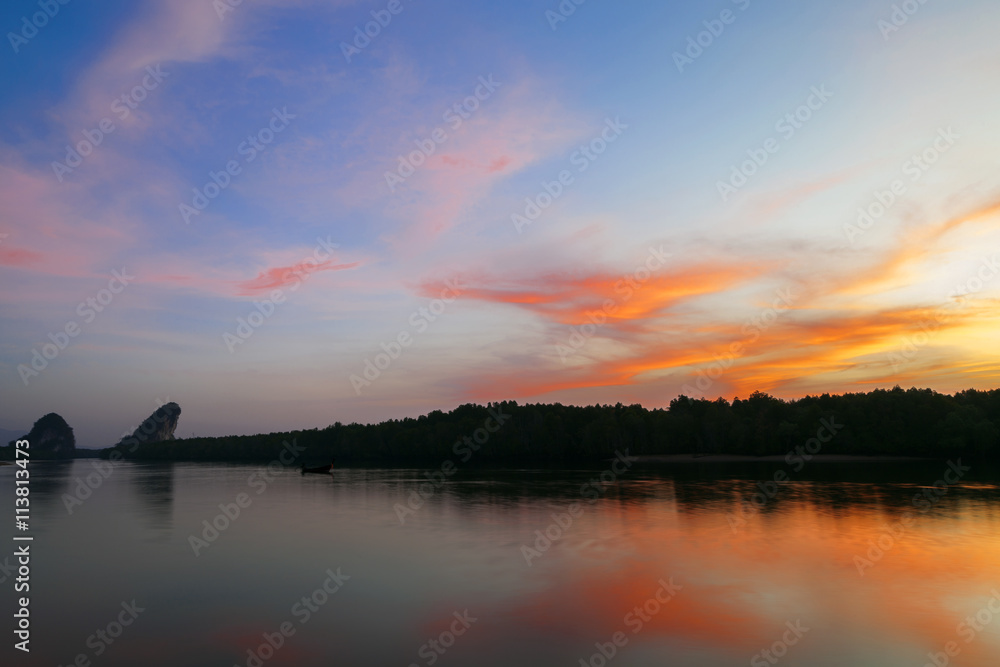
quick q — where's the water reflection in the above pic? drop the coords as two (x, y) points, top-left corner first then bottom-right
(1, 460), (998, 667)
(18, 459), (73, 516)
(128, 463), (175, 537)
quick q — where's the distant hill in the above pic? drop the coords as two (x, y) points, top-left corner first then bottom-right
(3, 413), (75, 459)
(114, 402), (182, 448)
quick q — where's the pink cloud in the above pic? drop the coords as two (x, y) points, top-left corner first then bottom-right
(0, 160), (135, 285)
(0, 246), (44, 266)
(436, 155), (473, 169)
(138, 242), (366, 300)
(377, 78), (591, 247)
(431, 153), (513, 174)
(234, 260), (361, 296)
(67, 0), (234, 127)
(487, 155), (512, 172)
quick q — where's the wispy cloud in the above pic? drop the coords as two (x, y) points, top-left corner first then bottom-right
(235, 259), (361, 296)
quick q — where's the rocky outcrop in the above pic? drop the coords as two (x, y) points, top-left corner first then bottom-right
(11, 413), (75, 458)
(116, 402), (181, 448)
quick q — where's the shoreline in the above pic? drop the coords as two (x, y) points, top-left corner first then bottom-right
(34, 454), (936, 466)
(631, 454), (930, 464)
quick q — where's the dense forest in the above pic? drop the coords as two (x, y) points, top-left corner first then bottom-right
(99, 386), (1000, 465)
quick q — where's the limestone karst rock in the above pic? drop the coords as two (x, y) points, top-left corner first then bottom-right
(10, 413), (76, 458)
(116, 402), (182, 448)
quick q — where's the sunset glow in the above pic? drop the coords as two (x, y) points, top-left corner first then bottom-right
(2, 0), (999, 444)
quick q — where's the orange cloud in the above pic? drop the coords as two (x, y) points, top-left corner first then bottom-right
(459, 286), (993, 403)
(425, 259), (765, 330)
(446, 191), (1000, 404)
(834, 197), (1000, 297)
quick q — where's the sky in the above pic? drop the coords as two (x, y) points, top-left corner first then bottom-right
(1, 0), (999, 447)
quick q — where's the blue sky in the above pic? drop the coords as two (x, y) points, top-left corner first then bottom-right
(2, 0), (999, 446)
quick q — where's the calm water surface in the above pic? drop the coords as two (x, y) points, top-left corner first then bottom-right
(3, 459), (1000, 666)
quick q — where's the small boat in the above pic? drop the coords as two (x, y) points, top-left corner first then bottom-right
(302, 460), (335, 475)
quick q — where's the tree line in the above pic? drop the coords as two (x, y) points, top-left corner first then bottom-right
(98, 386), (1000, 465)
